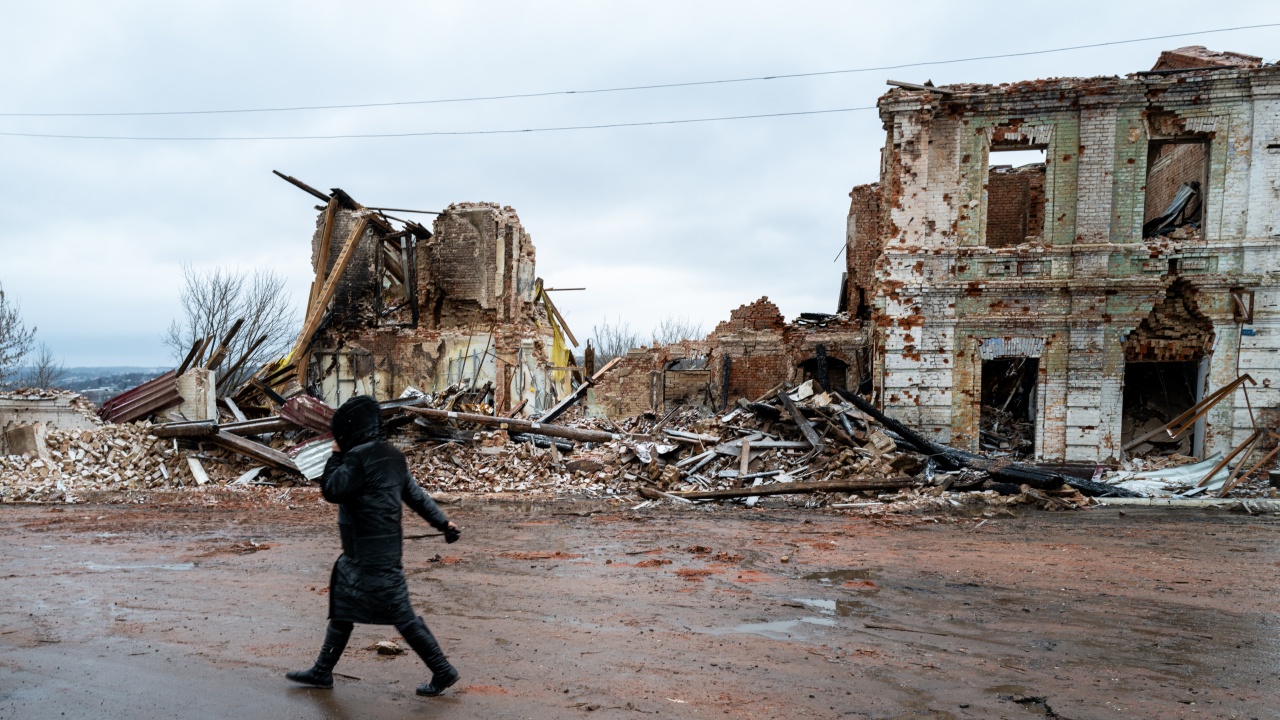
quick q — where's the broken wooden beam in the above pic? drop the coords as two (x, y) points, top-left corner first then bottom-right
(152, 420), (219, 439)
(406, 406), (621, 444)
(203, 318), (245, 372)
(536, 356), (622, 425)
(273, 170), (331, 203)
(777, 390), (824, 455)
(207, 430), (298, 473)
(662, 476), (917, 500)
(834, 389), (1138, 498)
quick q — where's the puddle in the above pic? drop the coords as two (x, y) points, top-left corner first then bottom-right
(802, 569), (879, 592)
(707, 617), (838, 640)
(84, 562), (195, 571)
(792, 598), (872, 617)
(802, 568), (876, 584)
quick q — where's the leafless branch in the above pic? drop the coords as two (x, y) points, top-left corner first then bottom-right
(162, 264), (298, 390)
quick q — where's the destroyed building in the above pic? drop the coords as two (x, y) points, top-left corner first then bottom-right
(849, 47), (1279, 463)
(591, 298), (869, 418)
(285, 186), (576, 415)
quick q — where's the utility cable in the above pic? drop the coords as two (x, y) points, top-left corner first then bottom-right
(0, 105), (877, 141)
(1, 23), (1275, 118)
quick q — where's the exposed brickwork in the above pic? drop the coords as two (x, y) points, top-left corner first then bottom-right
(985, 164), (1046, 248)
(847, 183), (884, 316)
(308, 202), (570, 414)
(1123, 282), (1215, 363)
(591, 299), (870, 418)
(1144, 142), (1206, 221)
(1152, 46), (1262, 71)
(869, 50), (1280, 461)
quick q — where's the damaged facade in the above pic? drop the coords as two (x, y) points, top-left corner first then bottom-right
(300, 195), (576, 414)
(591, 298), (869, 418)
(850, 47), (1279, 463)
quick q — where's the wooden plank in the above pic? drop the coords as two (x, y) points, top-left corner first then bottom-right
(186, 457), (211, 486)
(176, 337), (203, 376)
(292, 214), (370, 369)
(203, 317), (245, 371)
(777, 390), (824, 455)
(208, 430), (299, 473)
(306, 197), (340, 318)
(539, 286), (579, 347)
(215, 333), (269, 393)
(407, 406), (620, 443)
(272, 170), (331, 203)
(223, 397), (248, 423)
(535, 356), (622, 424)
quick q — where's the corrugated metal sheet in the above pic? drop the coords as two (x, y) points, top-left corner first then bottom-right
(978, 337), (1045, 361)
(280, 395), (335, 434)
(99, 371), (182, 424)
(287, 436), (334, 481)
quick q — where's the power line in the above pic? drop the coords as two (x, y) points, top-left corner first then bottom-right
(2, 23), (1276, 118)
(0, 106), (878, 141)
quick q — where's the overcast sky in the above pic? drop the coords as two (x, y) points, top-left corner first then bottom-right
(0, 2), (1275, 367)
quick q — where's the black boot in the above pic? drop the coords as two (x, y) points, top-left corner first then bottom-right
(287, 621), (353, 688)
(396, 616), (459, 696)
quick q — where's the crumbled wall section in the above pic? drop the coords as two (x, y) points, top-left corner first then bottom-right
(706, 298), (791, 402)
(308, 201), (569, 414)
(589, 300), (870, 419)
(869, 55), (1280, 462)
(427, 203), (540, 328)
(847, 184), (884, 316)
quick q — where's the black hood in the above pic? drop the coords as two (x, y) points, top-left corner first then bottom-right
(331, 395), (384, 452)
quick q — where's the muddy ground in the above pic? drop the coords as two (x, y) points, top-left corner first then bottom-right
(1, 494), (1277, 719)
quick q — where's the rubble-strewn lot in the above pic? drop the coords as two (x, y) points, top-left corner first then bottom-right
(1, 500), (1277, 719)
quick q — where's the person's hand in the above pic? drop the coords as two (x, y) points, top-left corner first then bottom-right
(444, 521), (461, 544)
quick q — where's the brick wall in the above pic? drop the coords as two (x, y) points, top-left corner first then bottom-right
(1144, 142), (1206, 221)
(847, 184), (883, 316)
(985, 165), (1045, 248)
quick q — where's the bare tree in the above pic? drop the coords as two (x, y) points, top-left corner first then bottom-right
(589, 317), (643, 367)
(651, 316), (704, 346)
(0, 283), (36, 389)
(21, 343), (66, 389)
(588, 315), (705, 367)
(163, 265), (298, 391)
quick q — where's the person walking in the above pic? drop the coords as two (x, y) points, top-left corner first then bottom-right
(287, 395), (461, 697)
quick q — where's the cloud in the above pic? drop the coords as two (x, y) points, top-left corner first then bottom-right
(0, 0), (1274, 365)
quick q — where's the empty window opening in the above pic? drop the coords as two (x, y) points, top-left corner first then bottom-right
(798, 355), (849, 392)
(376, 234), (417, 326)
(1143, 140), (1207, 238)
(980, 357), (1038, 458)
(985, 148), (1046, 248)
(1121, 361), (1201, 456)
(662, 358), (712, 413)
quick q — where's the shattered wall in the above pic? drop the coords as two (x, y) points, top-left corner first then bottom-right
(846, 184), (884, 318)
(591, 298), (869, 418)
(306, 202), (572, 414)
(867, 52), (1280, 462)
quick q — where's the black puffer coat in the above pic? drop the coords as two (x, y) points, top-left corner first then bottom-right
(320, 396), (451, 625)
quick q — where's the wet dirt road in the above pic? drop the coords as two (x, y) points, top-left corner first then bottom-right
(1, 496), (1277, 719)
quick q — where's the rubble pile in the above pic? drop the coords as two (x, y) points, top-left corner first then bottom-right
(0, 419), (271, 503)
(1, 375), (1270, 509)
(404, 430), (621, 497)
(615, 380), (1105, 512)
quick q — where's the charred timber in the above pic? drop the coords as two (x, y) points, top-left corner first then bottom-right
(834, 390), (1138, 498)
(405, 407), (620, 444)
